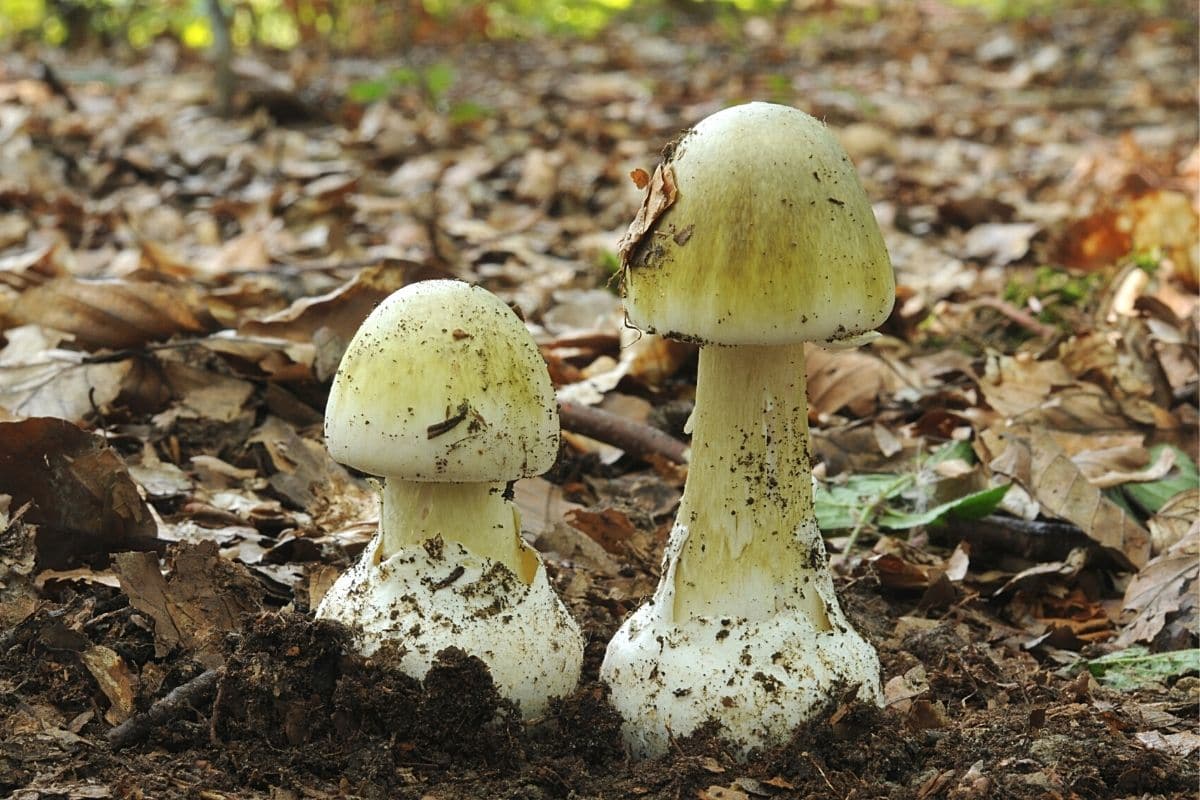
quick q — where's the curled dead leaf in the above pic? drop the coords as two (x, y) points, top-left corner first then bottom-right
(113, 540), (263, 667)
(807, 343), (898, 419)
(80, 645), (137, 725)
(617, 162), (677, 267)
(10, 277), (217, 350)
(1116, 525), (1199, 646)
(1147, 489), (1199, 553)
(0, 325), (132, 421)
(980, 426), (1150, 569)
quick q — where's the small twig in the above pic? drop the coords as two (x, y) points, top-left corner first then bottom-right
(205, 0), (234, 116)
(835, 473), (914, 563)
(107, 668), (221, 750)
(427, 401), (470, 439)
(558, 401), (689, 464)
(808, 752), (837, 794)
(969, 297), (1058, 339)
(35, 61), (78, 111)
(936, 514), (1096, 563)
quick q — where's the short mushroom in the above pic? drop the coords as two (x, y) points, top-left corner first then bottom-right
(600, 102), (893, 757)
(317, 279), (583, 717)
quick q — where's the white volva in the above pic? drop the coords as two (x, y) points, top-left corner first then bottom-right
(603, 102), (892, 757)
(602, 344), (882, 757)
(317, 280), (583, 717)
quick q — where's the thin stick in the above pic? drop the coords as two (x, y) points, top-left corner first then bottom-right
(936, 514), (1095, 563)
(107, 668), (221, 750)
(970, 297), (1058, 339)
(36, 61), (78, 111)
(559, 401), (689, 464)
(834, 473), (913, 564)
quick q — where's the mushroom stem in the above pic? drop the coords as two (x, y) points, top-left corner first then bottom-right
(379, 479), (538, 584)
(670, 343), (831, 625)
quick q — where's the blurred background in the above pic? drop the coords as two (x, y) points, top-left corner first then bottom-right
(0, 2), (1198, 795)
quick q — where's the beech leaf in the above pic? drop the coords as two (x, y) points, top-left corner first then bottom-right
(1116, 526), (1199, 646)
(10, 277), (217, 350)
(980, 426), (1150, 568)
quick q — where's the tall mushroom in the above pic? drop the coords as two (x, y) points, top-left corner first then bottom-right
(601, 102), (893, 757)
(317, 279), (583, 717)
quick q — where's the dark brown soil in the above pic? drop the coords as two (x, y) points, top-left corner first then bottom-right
(2, 571), (1195, 800)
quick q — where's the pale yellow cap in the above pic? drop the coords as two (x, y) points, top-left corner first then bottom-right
(622, 102), (894, 346)
(324, 280), (559, 481)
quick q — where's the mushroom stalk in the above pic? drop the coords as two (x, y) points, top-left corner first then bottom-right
(316, 280), (583, 716)
(379, 480), (537, 584)
(602, 101), (889, 757)
(671, 343), (830, 625)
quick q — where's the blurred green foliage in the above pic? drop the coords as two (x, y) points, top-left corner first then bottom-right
(346, 60), (491, 121)
(0, 0), (308, 48)
(948, 0), (1169, 19)
(0, 0), (792, 49)
(1002, 265), (1103, 327)
(0, 0), (1178, 51)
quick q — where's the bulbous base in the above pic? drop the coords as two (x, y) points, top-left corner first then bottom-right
(317, 534), (584, 718)
(600, 600), (883, 759)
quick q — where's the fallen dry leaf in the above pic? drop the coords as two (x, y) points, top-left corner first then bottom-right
(617, 161), (677, 266)
(247, 415), (353, 512)
(151, 360), (255, 426)
(1045, 430), (1173, 488)
(10, 277), (217, 350)
(0, 417), (159, 569)
(1135, 730), (1200, 759)
(113, 540), (264, 667)
(980, 426), (1150, 568)
(0, 325), (132, 421)
(1147, 489), (1199, 554)
(238, 262), (444, 376)
(806, 343), (899, 419)
(884, 664), (929, 711)
(79, 645), (136, 725)
(1056, 208), (1134, 271)
(1058, 331), (1175, 429)
(1116, 525), (1199, 646)
(565, 505), (639, 556)
(977, 353), (1128, 432)
(697, 786), (749, 800)
(0, 497), (38, 628)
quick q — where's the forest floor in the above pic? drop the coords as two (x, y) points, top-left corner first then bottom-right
(1, 2), (1198, 798)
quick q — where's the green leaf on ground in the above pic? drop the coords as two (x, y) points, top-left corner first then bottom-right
(449, 101), (492, 124)
(1122, 445), (1199, 514)
(878, 483), (1010, 529)
(347, 78), (392, 103)
(1085, 646), (1200, 691)
(815, 439), (1010, 532)
(816, 473), (907, 531)
(423, 62), (456, 104)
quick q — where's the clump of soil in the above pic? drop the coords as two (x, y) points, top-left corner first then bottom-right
(209, 614), (527, 790)
(3, 592), (1198, 799)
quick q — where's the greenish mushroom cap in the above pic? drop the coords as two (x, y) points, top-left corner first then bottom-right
(324, 280), (559, 482)
(621, 101), (895, 346)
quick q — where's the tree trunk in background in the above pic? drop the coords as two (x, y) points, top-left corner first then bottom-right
(207, 0), (234, 116)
